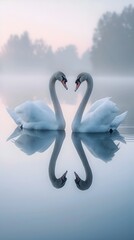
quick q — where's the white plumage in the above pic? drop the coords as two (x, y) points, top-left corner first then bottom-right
(7, 72), (68, 130)
(72, 73), (127, 133)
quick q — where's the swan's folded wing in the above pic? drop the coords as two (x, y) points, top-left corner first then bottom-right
(34, 100), (54, 114)
(87, 97), (111, 114)
(82, 100), (119, 132)
(110, 111), (128, 129)
(7, 108), (22, 125)
(15, 101), (55, 123)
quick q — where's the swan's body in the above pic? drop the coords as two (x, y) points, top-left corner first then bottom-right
(72, 73), (127, 133)
(7, 72), (68, 130)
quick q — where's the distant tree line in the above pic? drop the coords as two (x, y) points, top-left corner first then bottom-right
(0, 32), (90, 74)
(0, 5), (134, 75)
(90, 5), (134, 75)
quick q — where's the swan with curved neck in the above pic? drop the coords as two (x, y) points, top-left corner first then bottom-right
(72, 72), (127, 133)
(7, 71), (68, 130)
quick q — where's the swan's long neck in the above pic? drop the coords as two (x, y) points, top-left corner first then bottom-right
(49, 76), (65, 130)
(49, 131), (66, 188)
(72, 76), (93, 131)
(72, 133), (93, 190)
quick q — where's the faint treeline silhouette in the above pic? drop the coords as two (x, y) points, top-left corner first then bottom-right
(90, 5), (134, 75)
(0, 31), (91, 75)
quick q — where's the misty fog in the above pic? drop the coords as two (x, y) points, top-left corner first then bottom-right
(0, 3), (134, 240)
(0, 5), (134, 126)
(0, 74), (133, 126)
(0, 5), (134, 76)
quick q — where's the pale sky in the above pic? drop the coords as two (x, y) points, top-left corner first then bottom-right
(1, 0), (134, 55)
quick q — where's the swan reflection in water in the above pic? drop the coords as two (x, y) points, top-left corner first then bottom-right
(72, 130), (125, 191)
(8, 128), (125, 191)
(8, 128), (67, 189)
(72, 133), (93, 191)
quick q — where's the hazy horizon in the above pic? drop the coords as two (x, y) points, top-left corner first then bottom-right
(0, 2), (134, 240)
(1, 1), (134, 126)
(1, 0), (134, 55)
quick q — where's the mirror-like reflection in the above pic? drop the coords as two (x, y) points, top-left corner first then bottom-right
(8, 128), (56, 155)
(72, 130), (125, 190)
(8, 128), (67, 189)
(48, 130), (68, 189)
(119, 127), (134, 141)
(72, 132), (93, 191)
(8, 128), (125, 191)
(79, 130), (125, 162)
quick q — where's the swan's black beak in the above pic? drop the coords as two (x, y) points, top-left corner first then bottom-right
(74, 171), (81, 187)
(75, 79), (81, 91)
(61, 79), (68, 90)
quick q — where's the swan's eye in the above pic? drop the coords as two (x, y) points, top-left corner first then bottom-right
(61, 76), (68, 90)
(62, 76), (67, 82)
(75, 79), (81, 91)
(75, 79), (81, 85)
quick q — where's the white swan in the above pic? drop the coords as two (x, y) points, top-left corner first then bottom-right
(7, 71), (68, 130)
(72, 72), (127, 133)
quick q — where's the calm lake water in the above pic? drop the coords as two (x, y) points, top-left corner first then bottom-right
(0, 75), (134, 240)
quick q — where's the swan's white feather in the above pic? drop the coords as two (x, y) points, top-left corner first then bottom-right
(8, 101), (57, 130)
(7, 108), (22, 125)
(7, 100), (57, 130)
(87, 97), (111, 113)
(110, 111), (128, 129)
(7, 72), (67, 130)
(72, 73), (127, 133)
(80, 99), (125, 132)
(15, 100), (55, 122)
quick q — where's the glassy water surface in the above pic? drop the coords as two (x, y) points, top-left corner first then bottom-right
(0, 76), (134, 240)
